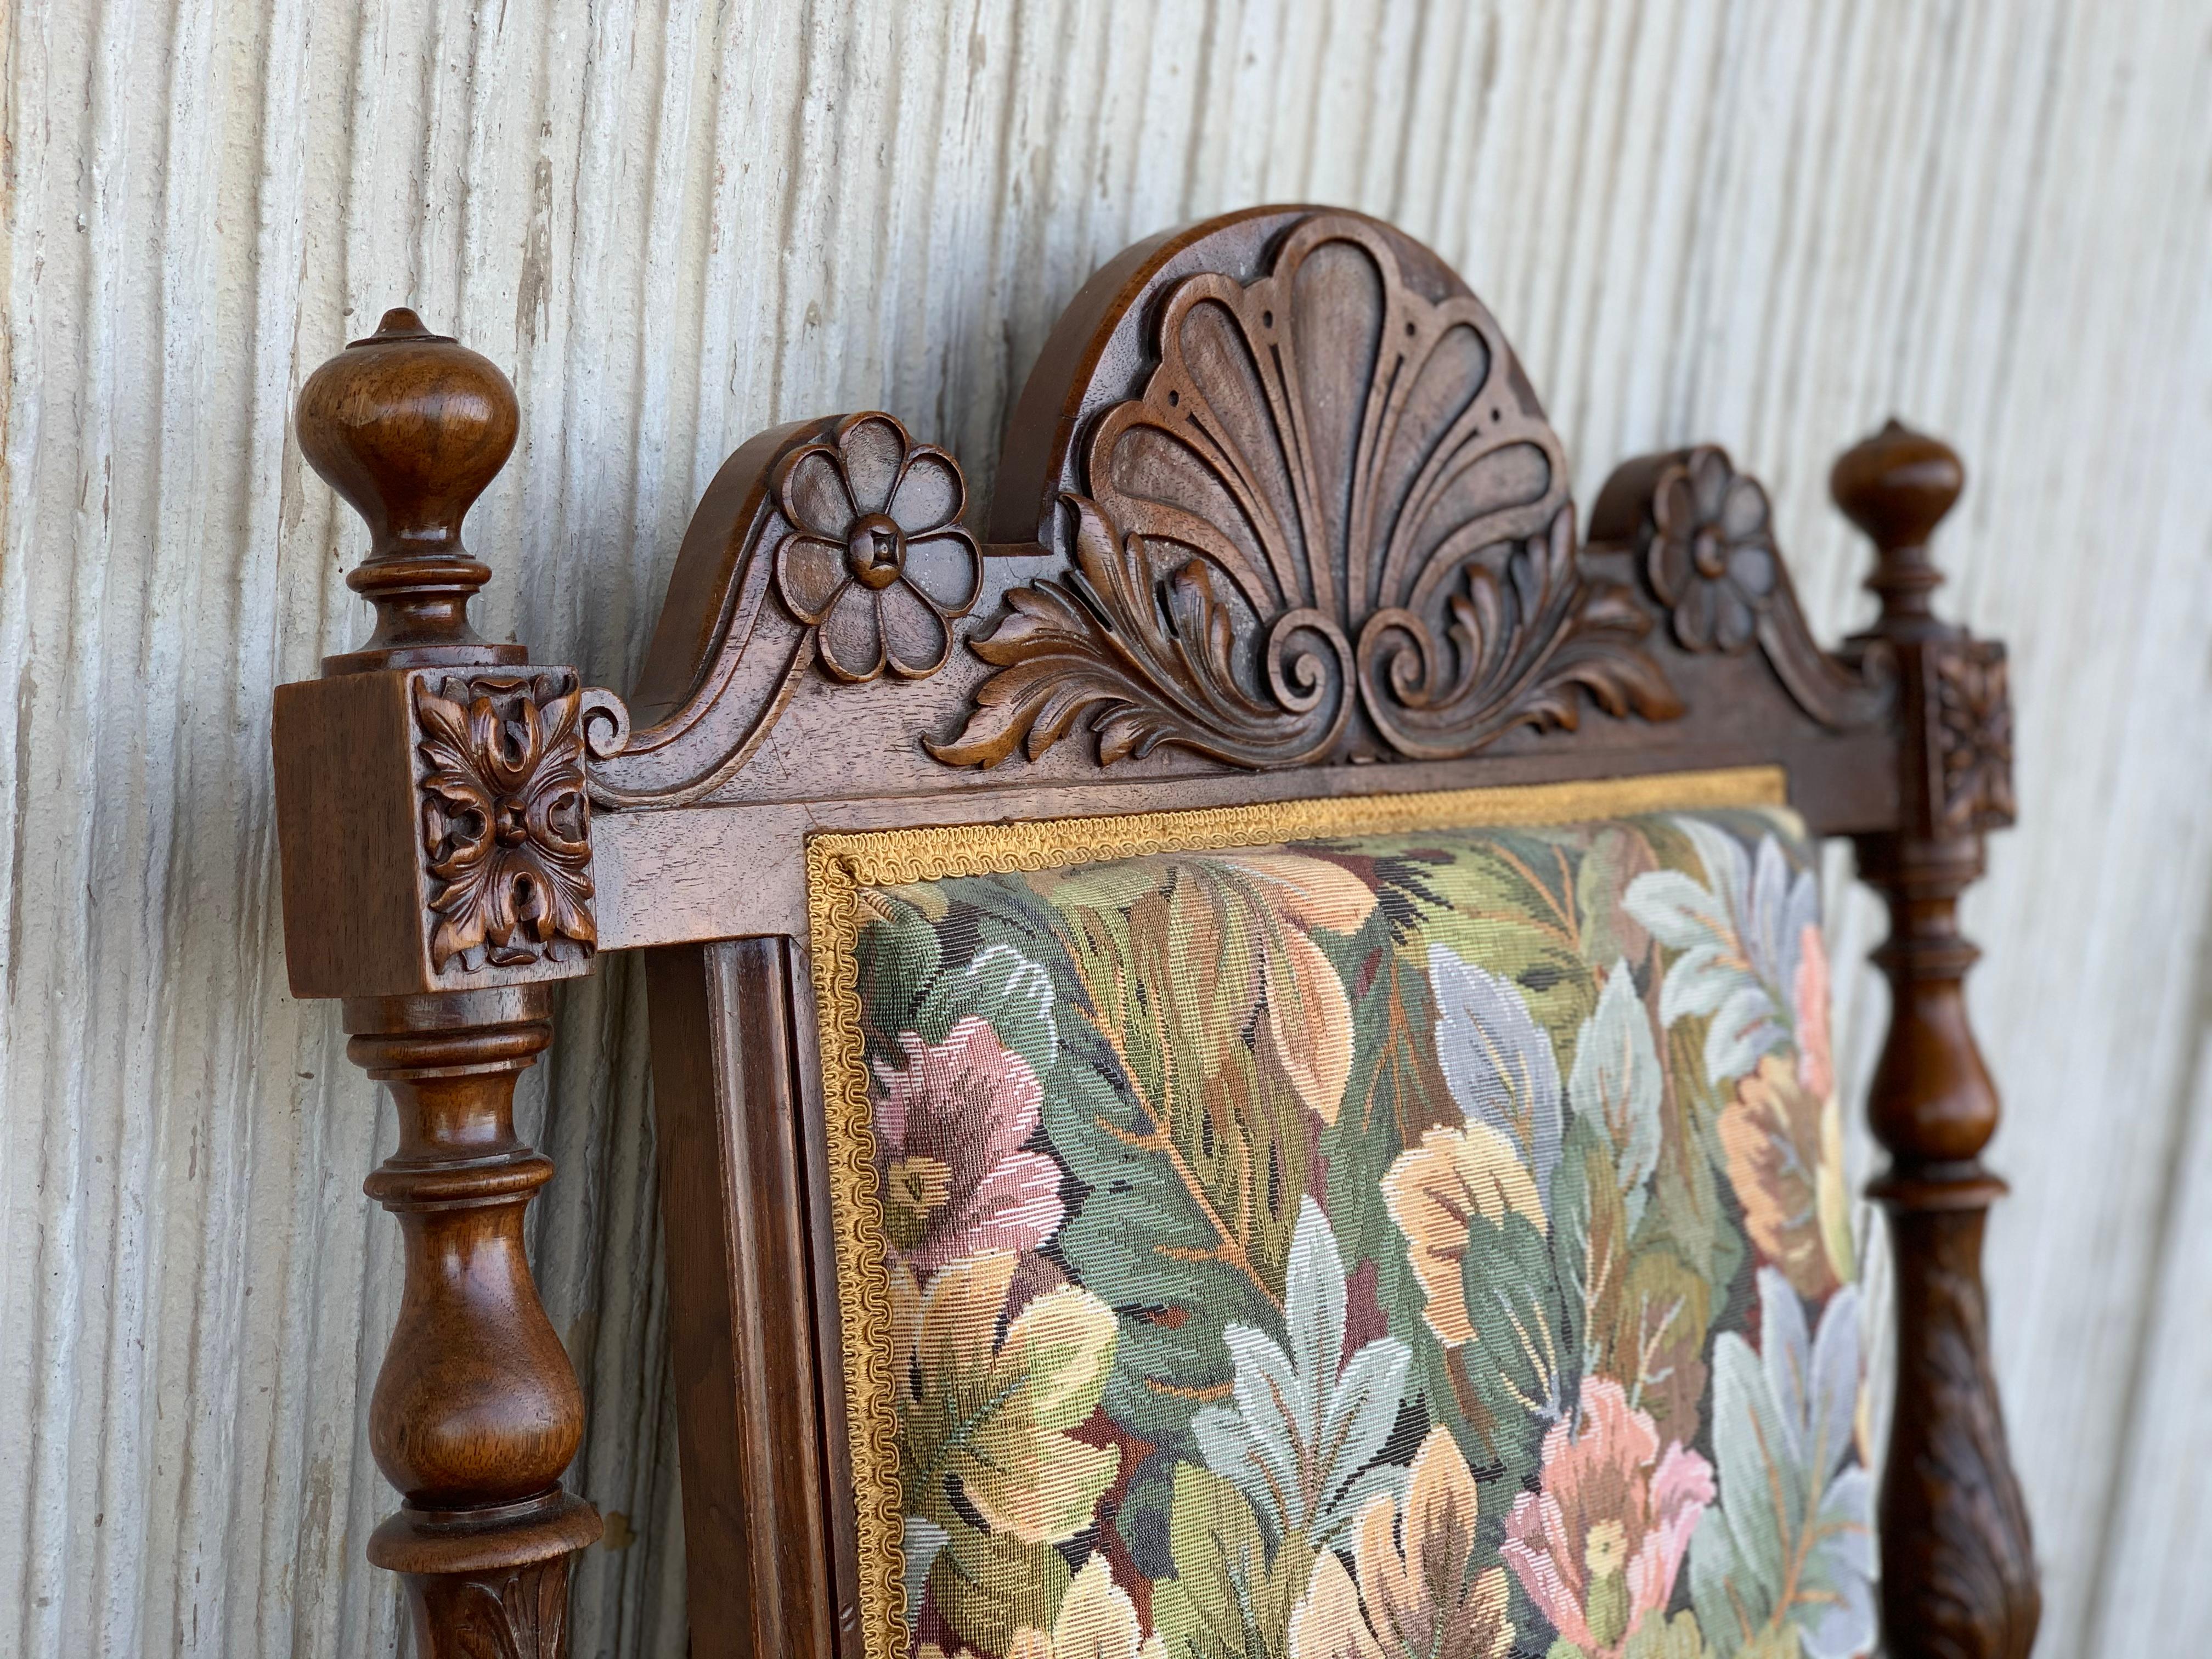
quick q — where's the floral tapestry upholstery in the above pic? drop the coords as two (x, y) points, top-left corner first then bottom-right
(834, 803), (1867, 1659)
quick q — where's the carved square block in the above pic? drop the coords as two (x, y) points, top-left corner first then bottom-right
(1931, 638), (2016, 836)
(274, 667), (599, 998)
(1910, 636), (2015, 840)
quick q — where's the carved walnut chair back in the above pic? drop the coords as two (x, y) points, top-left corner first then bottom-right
(273, 208), (2036, 1659)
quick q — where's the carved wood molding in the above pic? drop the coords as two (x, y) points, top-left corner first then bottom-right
(932, 212), (1683, 770)
(407, 1554), (573, 1659)
(1883, 1207), (2042, 1659)
(1860, 838), (2042, 1659)
(552, 209), (1920, 820)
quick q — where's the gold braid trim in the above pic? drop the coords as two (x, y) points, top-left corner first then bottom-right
(804, 764), (1786, 1659)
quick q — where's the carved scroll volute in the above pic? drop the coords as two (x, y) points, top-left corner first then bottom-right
(1836, 421), (2039, 1659)
(584, 410), (981, 807)
(932, 208), (1683, 770)
(278, 310), (601, 1657)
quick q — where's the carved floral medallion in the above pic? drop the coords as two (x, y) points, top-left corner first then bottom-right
(414, 670), (596, 973)
(1646, 446), (1781, 653)
(931, 213), (1681, 770)
(773, 413), (982, 683)
(1932, 638), (2016, 834)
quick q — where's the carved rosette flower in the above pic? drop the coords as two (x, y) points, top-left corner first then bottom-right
(773, 413), (982, 682)
(414, 670), (596, 973)
(1647, 446), (1781, 653)
(1933, 637), (2016, 834)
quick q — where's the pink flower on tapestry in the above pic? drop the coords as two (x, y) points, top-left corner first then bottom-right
(1795, 922), (1832, 1101)
(872, 1015), (1064, 1275)
(1502, 1379), (1714, 1657)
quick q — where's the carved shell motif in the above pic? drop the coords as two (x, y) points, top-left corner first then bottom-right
(933, 215), (1681, 769)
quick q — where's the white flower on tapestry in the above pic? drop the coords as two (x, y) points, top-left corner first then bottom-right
(1568, 957), (1666, 1231)
(1426, 944), (1565, 1204)
(1193, 1199), (1412, 1549)
(1690, 1270), (1875, 1658)
(1623, 819), (1818, 1088)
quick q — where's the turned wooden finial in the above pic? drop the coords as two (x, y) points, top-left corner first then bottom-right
(281, 312), (602, 1656)
(1832, 418), (1966, 632)
(297, 307), (524, 673)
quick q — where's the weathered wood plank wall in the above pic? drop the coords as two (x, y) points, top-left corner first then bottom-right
(4, 1), (2208, 1654)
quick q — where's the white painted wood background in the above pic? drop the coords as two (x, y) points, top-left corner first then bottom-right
(4, 1), (2209, 1653)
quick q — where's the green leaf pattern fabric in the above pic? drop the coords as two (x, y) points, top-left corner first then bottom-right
(1192, 1200), (1412, 1551)
(851, 809), (1870, 1659)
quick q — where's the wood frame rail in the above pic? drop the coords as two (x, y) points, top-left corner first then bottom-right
(272, 207), (2038, 1659)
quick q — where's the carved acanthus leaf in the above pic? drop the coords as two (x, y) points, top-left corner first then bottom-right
(934, 212), (1681, 769)
(1886, 1215), (2041, 1659)
(927, 493), (1351, 768)
(1357, 498), (1684, 759)
(432, 1556), (572, 1659)
(414, 670), (596, 974)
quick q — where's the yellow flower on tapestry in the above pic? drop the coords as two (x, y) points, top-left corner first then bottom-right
(892, 1251), (1120, 1650)
(1719, 1054), (1854, 1301)
(894, 1252), (1116, 1542)
(1286, 1427), (1515, 1659)
(1045, 850), (1373, 1126)
(1380, 1122), (1545, 1347)
(1217, 852), (1378, 1125)
(922, 1555), (1165, 1659)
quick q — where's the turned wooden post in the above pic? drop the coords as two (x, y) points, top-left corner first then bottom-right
(1836, 422), (2039, 1659)
(274, 311), (601, 1656)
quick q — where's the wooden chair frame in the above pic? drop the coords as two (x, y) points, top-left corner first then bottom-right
(272, 206), (2038, 1659)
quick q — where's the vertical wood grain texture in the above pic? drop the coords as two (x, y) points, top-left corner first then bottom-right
(2, 1), (2208, 1653)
